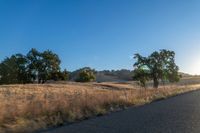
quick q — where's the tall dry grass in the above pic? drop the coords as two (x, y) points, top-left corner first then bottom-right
(0, 83), (200, 133)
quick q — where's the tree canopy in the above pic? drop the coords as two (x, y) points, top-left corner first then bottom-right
(27, 48), (61, 83)
(133, 49), (180, 88)
(75, 67), (96, 82)
(0, 48), (68, 84)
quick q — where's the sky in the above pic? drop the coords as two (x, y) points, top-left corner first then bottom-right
(0, 0), (200, 74)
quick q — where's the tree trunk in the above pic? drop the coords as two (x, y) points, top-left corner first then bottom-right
(153, 77), (159, 88)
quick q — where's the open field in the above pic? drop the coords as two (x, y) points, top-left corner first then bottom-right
(1, 78), (200, 133)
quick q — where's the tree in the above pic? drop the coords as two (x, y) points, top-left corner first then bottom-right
(0, 54), (31, 84)
(41, 50), (61, 82)
(0, 48), (64, 84)
(27, 48), (61, 83)
(50, 69), (69, 81)
(133, 49), (180, 88)
(14, 54), (32, 83)
(132, 68), (150, 88)
(60, 69), (69, 80)
(76, 68), (96, 82)
(26, 48), (42, 83)
(69, 67), (94, 81)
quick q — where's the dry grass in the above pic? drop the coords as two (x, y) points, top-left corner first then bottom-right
(0, 82), (200, 133)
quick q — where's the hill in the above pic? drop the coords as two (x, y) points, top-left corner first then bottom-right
(69, 68), (194, 82)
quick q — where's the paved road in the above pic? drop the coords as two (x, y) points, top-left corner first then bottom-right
(42, 90), (200, 133)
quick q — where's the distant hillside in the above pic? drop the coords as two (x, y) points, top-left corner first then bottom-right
(69, 68), (194, 82)
(96, 71), (195, 82)
(69, 68), (134, 82)
(96, 69), (134, 82)
(179, 72), (193, 77)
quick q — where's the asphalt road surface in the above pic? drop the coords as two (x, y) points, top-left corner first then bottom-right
(42, 90), (200, 133)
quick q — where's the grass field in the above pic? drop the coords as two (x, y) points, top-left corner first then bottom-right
(1, 78), (200, 133)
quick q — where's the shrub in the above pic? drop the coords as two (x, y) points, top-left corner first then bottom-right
(76, 69), (96, 82)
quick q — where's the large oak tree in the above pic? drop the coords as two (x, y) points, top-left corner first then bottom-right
(133, 49), (180, 88)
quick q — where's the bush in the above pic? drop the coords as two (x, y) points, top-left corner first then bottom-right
(76, 69), (96, 82)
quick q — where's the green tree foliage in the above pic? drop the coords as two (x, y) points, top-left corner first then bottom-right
(27, 48), (61, 83)
(69, 67), (93, 80)
(61, 69), (69, 80)
(0, 48), (64, 84)
(41, 50), (61, 82)
(26, 48), (43, 83)
(76, 68), (96, 82)
(50, 69), (69, 81)
(0, 54), (31, 84)
(133, 49), (180, 88)
(132, 68), (150, 88)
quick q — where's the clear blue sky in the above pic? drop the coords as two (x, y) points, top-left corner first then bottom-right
(0, 0), (200, 74)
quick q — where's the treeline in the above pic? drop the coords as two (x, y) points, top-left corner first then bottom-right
(0, 49), (98, 85)
(0, 48), (181, 88)
(0, 48), (68, 84)
(0, 47), (134, 85)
